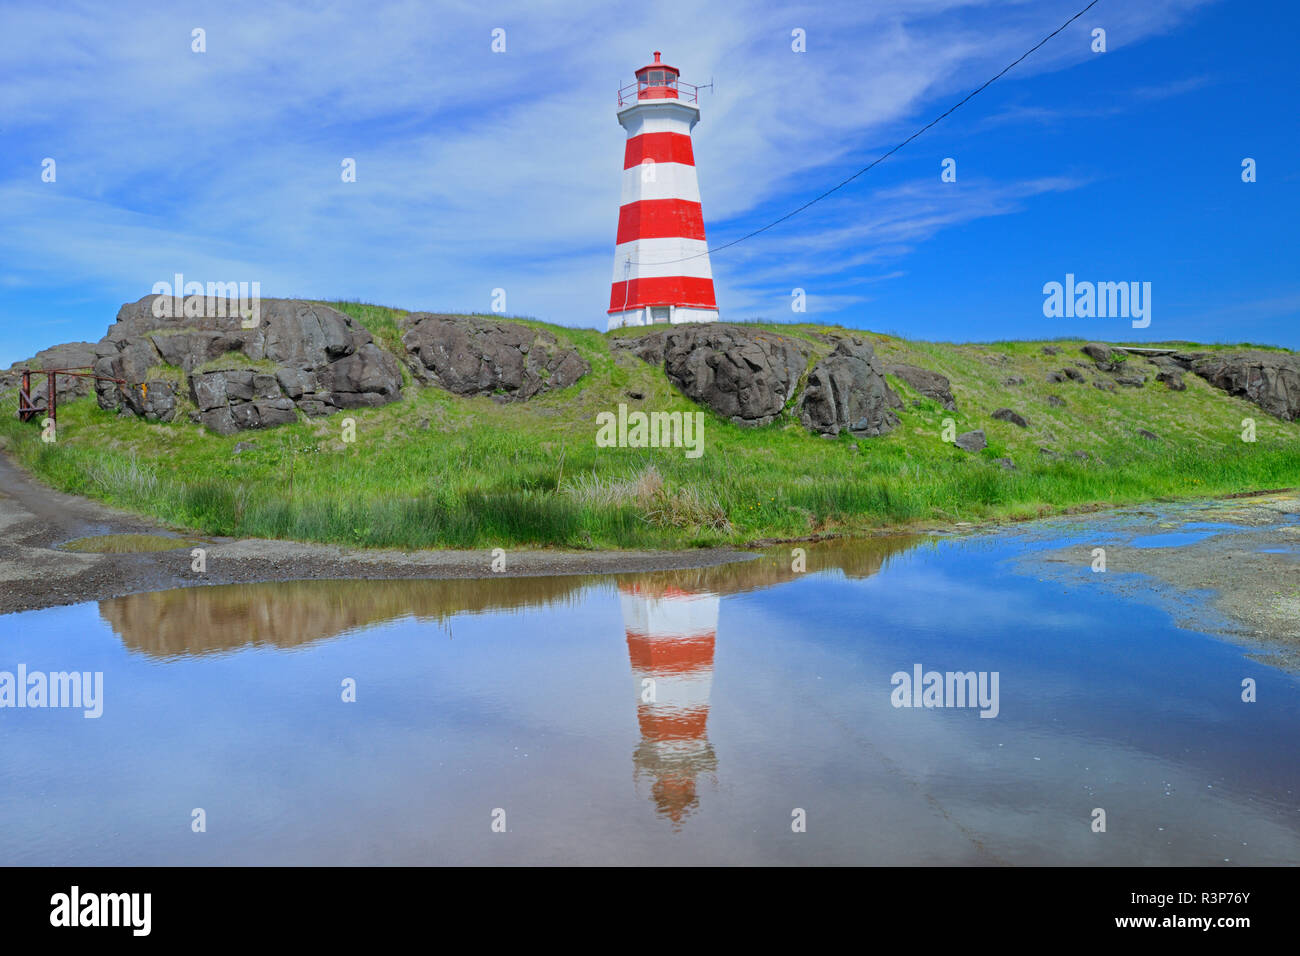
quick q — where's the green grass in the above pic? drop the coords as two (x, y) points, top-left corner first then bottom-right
(1, 308), (1297, 550)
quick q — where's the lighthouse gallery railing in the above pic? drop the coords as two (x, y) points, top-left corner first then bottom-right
(617, 80), (701, 107)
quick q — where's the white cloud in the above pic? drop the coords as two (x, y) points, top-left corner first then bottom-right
(0, 0), (1215, 359)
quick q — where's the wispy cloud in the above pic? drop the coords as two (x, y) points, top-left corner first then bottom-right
(0, 0), (1220, 363)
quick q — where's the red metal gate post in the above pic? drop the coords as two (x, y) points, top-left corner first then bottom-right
(47, 371), (56, 427)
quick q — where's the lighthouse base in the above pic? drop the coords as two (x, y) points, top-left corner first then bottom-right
(607, 305), (719, 331)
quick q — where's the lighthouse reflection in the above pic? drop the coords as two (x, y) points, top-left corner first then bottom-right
(619, 583), (720, 827)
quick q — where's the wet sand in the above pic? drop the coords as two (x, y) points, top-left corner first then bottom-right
(1022, 492), (1300, 666)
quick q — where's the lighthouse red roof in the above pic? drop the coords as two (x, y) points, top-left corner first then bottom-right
(635, 51), (679, 76)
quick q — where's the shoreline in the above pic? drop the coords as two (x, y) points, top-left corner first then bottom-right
(1, 450), (1296, 625)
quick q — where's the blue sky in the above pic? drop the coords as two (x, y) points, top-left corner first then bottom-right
(1, 0), (1295, 367)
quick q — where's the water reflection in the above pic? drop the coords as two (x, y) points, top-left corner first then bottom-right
(92, 537), (926, 834)
(620, 583), (720, 826)
(97, 535), (927, 659)
(1, 528), (1296, 864)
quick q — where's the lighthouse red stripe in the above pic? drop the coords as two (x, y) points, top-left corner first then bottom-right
(624, 132), (695, 169)
(626, 634), (716, 671)
(616, 199), (706, 244)
(637, 707), (710, 740)
(608, 277), (717, 312)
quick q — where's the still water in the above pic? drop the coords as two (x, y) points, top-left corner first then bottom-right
(2, 531), (1298, 865)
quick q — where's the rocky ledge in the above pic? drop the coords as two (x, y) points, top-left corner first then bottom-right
(1095, 344), (1300, 420)
(614, 324), (810, 427)
(399, 313), (588, 400)
(88, 296), (404, 434)
(615, 324), (905, 437)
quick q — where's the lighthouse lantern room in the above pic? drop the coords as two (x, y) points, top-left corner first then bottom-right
(608, 52), (719, 330)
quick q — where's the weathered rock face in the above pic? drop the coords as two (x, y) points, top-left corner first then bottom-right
(616, 324), (810, 427)
(799, 338), (901, 437)
(187, 369), (299, 435)
(125, 380), (179, 423)
(399, 313), (588, 401)
(87, 295), (402, 432)
(1187, 351), (1300, 421)
(1081, 342), (1119, 370)
(886, 363), (957, 410)
(1156, 369), (1186, 391)
(955, 429), (987, 453)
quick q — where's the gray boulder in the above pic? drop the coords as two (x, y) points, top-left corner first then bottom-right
(886, 363), (957, 410)
(1156, 369), (1186, 391)
(799, 338), (902, 437)
(991, 408), (1029, 428)
(1081, 342), (1120, 371)
(619, 324), (809, 426)
(120, 380), (178, 423)
(955, 430), (987, 453)
(318, 343), (403, 408)
(400, 313), (588, 401)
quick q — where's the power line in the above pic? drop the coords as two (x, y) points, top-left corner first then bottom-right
(627, 0), (1101, 267)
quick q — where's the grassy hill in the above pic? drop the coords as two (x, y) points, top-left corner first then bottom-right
(1, 302), (1296, 550)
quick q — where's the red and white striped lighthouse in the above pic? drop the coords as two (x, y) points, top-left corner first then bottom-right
(608, 52), (720, 330)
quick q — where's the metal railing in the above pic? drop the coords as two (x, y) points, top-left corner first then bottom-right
(16, 367), (125, 425)
(618, 80), (701, 106)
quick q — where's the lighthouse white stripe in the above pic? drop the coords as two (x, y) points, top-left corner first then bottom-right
(619, 592), (720, 637)
(618, 105), (699, 139)
(620, 162), (702, 205)
(631, 674), (714, 710)
(612, 238), (714, 281)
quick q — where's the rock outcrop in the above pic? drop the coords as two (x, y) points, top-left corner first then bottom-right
(615, 324), (809, 427)
(399, 313), (588, 400)
(1186, 351), (1300, 421)
(86, 296), (402, 433)
(886, 363), (957, 410)
(799, 338), (902, 437)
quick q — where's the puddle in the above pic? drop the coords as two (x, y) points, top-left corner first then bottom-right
(3, 529), (1298, 865)
(1129, 531), (1221, 548)
(59, 533), (202, 554)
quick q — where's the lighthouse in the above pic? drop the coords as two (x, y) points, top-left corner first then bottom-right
(608, 52), (720, 330)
